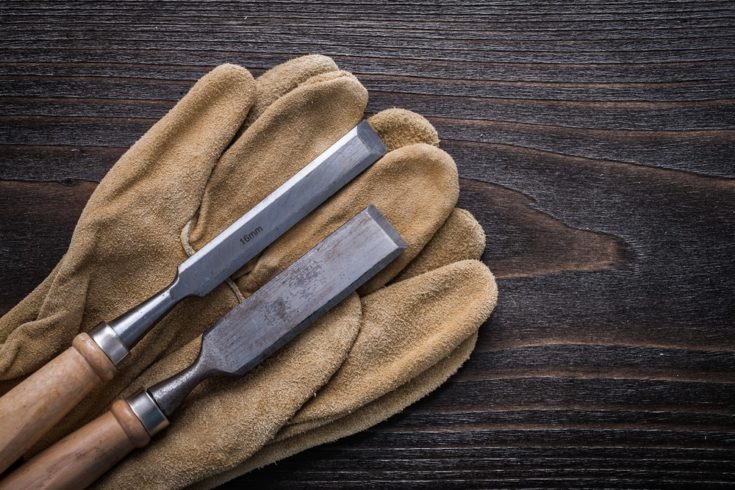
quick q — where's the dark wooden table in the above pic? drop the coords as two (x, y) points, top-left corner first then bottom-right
(1, 2), (734, 488)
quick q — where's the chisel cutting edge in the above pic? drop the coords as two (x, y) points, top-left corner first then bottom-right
(0, 121), (387, 473)
(0, 206), (405, 490)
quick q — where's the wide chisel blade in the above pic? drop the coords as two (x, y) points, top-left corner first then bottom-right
(148, 205), (406, 415)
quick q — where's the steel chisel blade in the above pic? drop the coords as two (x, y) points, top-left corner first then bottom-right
(174, 121), (387, 299)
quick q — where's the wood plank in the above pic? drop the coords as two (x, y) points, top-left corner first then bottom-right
(0, 0), (733, 487)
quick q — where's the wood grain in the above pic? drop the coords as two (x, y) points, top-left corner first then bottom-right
(0, 1), (733, 488)
(0, 400), (149, 490)
(0, 333), (116, 475)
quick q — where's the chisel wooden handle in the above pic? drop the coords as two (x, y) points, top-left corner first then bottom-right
(0, 400), (149, 490)
(0, 333), (116, 473)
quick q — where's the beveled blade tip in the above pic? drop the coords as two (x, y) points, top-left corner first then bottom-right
(365, 204), (407, 252)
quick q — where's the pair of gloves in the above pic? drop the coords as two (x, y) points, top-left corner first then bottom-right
(0, 55), (497, 489)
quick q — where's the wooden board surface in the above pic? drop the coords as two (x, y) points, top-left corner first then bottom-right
(1, 1), (734, 488)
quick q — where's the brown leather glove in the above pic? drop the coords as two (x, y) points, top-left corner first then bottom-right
(0, 55), (496, 489)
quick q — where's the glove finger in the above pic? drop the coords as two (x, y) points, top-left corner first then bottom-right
(246, 54), (340, 126)
(93, 64), (256, 204)
(230, 334), (479, 483)
(0, 260), (59, 344)
(189, 70), (368, 248)
(0, 267), (90, 380)
(287, 259), (497, 428)
(369, 107), (440, 150)
(94, 294), (362, 490)
(0, 262), (61, 380)
(394, 207), (486, 283)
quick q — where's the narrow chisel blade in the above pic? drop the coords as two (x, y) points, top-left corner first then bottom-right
(174, 121), (386, 299)
(200, 205), (403, 376)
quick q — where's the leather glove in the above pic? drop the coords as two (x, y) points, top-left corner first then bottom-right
(96, 103), (497, 488)
(0, 55), (497, 489)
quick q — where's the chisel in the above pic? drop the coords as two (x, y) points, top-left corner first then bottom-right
(0, 121), (387, 473)
(0, 206), (405, 490)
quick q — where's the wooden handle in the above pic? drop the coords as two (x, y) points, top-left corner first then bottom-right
(0, 333), (116, 473)
(0, 400), (149, 490)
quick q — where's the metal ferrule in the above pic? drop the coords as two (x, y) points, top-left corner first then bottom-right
(106, 278), (182, 349)
(90, 277), (183, 365)
(126, 390), (170, 437)
(90, 322), (129, 365)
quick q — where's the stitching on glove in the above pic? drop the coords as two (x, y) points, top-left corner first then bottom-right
(180, 219), (245, 303)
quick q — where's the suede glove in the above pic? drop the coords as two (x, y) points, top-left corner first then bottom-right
(0, 55), (497, 488)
